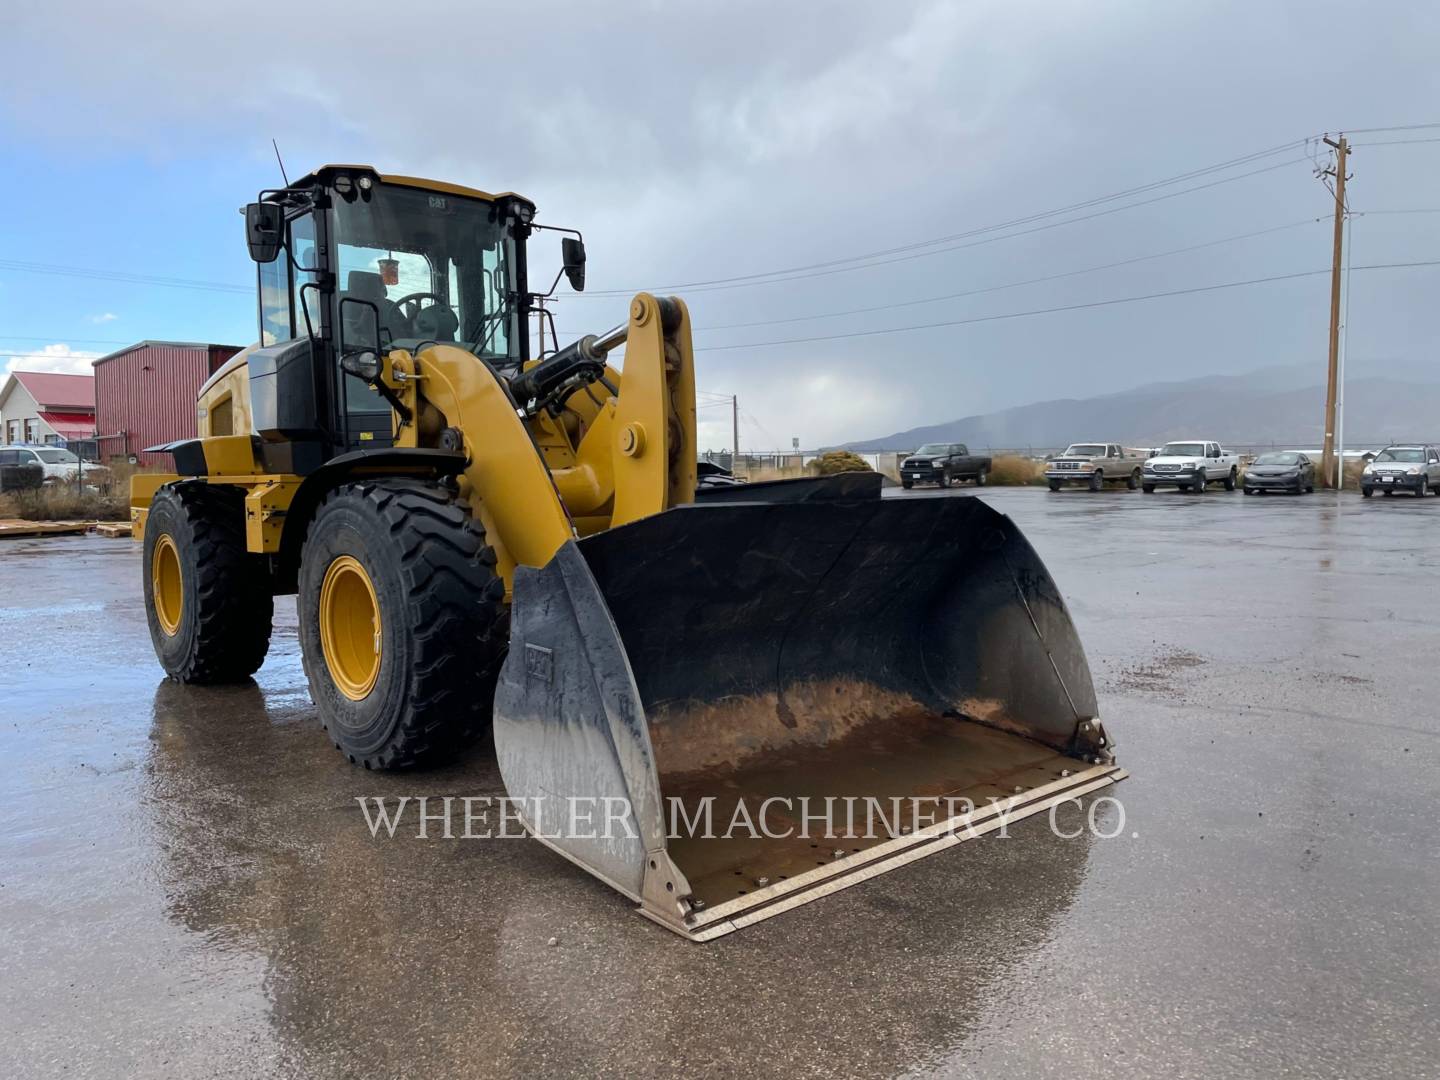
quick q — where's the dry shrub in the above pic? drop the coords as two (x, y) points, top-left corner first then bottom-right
(987, 455), (1046, 486)
(0, 484), (128, 522)
(807, 450), (873, 476)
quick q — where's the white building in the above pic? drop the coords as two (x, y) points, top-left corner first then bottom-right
(0, 370), (96, 449)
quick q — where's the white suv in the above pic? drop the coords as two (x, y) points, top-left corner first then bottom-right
(0, 445), (109, 486)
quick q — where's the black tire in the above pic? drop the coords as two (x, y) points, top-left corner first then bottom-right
(1089, 470), (1104, 492)
(1418, 477), (1429, 498)
(902, 480), (913, 490)
(938, 470), (950, 488)
(1142, 483), (1156, 494)
(1244, 487), (1255, 496)
(1191, 472), (1207, 494)
(975, 468), (989, 487)
(1224, 468), (1237, 492)
(298, 478), (507, 770)
(1127, 469), (1140, 490)
(143, 482), (274, 683)
(1362, 487), (1373, 498)
(1048, 480), (1062, 492)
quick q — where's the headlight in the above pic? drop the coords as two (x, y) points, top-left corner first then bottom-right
(1362, 465), (1373, 474)
(1078, 463), (1094, 471)
(1408, 466), (1421, 475)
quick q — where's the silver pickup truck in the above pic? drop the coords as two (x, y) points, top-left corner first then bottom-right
(1045, 443), (1150, 492)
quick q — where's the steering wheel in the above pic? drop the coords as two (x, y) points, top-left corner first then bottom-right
(389, 291), (459, 341)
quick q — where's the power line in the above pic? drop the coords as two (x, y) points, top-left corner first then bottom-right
(1350, 137), (1440, 148)
(690, 259), (1440, 353)
(0, 259), (250, 294)
(693, 217), (1326, 332)
(580, 154), (1311, 297)
(1342, 122), (1440, 135)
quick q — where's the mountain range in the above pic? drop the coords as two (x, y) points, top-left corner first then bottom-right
(842, 364), (1440, 452)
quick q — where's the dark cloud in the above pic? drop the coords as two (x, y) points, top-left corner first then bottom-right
(6, 0), (1439, 447)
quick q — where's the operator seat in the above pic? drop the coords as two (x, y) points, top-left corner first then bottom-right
(341, 270), (407, 343)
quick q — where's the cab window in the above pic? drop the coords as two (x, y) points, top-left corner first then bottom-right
(257, 212), (318, 345)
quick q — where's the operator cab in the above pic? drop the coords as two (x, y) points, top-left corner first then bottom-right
(245, 166), (535, 458)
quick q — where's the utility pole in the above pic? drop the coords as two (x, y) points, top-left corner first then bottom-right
(1320, 135), (1349, 488)
(731, 395), (740, 477)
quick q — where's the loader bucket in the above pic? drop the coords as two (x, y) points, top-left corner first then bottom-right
(493, 480), (1125, 940)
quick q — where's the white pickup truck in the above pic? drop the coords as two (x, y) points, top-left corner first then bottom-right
(1141, 440), (1241, 493)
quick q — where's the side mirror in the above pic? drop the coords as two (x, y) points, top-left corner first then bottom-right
(245, 203), (284, 264)
(561, 236), (586, 292)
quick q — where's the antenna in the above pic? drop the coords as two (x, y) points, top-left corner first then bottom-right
(271, 139), (291, 187)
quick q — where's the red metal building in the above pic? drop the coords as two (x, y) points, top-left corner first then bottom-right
(93, 341), (242, 465)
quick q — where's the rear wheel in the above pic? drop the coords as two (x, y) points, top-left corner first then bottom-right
(1127, 469), (1140, 490)
(1224, 468), (1237, 491)
(143, 483), (273, 683)
(298, 478), (508, 770)
(975, 468), (989, 487)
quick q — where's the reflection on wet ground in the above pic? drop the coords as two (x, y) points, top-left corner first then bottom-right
(2, 489), (1438, 1078)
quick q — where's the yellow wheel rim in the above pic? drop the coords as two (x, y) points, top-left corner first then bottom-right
(152, 533), (183, 637)
(319, 555), (382, 701)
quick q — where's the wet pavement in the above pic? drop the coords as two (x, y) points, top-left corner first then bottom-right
(2, 486), (1438, 1079)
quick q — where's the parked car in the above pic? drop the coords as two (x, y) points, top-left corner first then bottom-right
(1243, 451), (1316, 496)
(900, 443), (991, 489)
(1360, 445), (1440, 498)
(1141, 440), (1241, 493)
(1045, 442), (1149, 491)
(0, 445), (109, 486)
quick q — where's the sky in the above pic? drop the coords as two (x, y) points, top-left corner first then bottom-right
(2, 0), (1439, 451)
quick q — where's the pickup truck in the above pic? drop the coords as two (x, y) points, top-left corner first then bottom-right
(900, 443), (992, 489)
(1045, 442), (1150, 491)
(1141, 440), (1241, 493)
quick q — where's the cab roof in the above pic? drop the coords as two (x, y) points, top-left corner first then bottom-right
(291, 164), (536, 212)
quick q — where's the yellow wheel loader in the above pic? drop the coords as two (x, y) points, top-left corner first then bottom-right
(133, 165), (1124, 940)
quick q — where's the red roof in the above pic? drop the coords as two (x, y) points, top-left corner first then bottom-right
(38, 411), (96, 439)
(10, 371), (95, 410)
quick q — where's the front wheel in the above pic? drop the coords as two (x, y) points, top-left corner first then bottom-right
(938, 471), (951, 488)
(1142, 483), (1156, 494)
(1362, 487), (1373, 498)
(1048, 480), (1062, 492)
(298, 478), (508, 770)
(1088, 470), (1104, 492)
(1224, 468), (1237, 491)
(902, 480), (913, 490)
(1419, 477), (1430, 498)
(1191, 472), (1207, 493)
